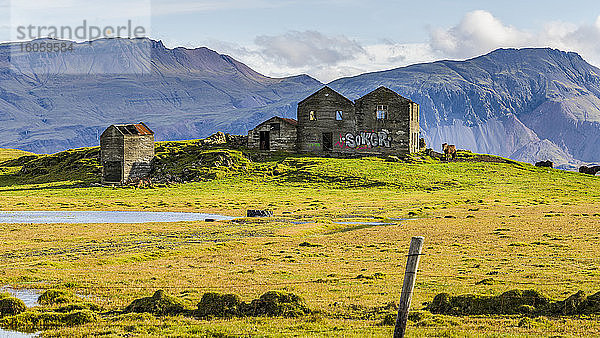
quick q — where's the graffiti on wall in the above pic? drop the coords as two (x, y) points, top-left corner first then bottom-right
(336, 130), (392, 149)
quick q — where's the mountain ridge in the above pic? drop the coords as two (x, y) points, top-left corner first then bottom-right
(0, 37), (323, 153)
(1, 38), (599, 166)
(328, 47), (600, 165)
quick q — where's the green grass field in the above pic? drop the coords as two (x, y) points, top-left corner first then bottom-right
(0, 143), (599, 337)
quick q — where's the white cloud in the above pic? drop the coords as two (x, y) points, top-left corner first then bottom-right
(203, 11), (600, 83)
(428, 10), (600, 67)
(429, 10), (532, 58)
(254, 31), (366, 68)
(540, 17), (600, 67)
(204, 33), (438, 82)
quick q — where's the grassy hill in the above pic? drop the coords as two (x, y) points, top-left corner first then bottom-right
(0, 142), (599, 336)
(0, 148), (34, 162)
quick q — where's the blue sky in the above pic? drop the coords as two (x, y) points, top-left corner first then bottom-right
(150, 0), (599, 44)
(4, 0), (600, 81)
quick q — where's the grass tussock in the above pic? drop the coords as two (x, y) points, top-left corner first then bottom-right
(0, 310), (97, 331)
(38, 289), (82, 306)
(0, 289), (100, 332)
(124, 290), (186, 316)
(0, 293), (26, 317)
(428, 289), (600, 316)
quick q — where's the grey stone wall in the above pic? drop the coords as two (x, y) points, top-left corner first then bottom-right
(409, 102), (420, 153)
(123, 134), (154, 180)
(100, 126), (125, 183)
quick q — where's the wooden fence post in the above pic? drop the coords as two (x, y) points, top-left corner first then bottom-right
(393, 236), (424, 338)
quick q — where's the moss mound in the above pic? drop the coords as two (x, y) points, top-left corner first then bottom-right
(248, 291), (311, 318)
(428, 290), (549, 315)
(124, 290), (186, 316)
(13, 147), (100, 184)
(428, 289), (600, 316)
(195, 290), (311, 319)
(196, 292), (245, 318)
(551, 291), (600, 315)
(0, 297), (27, 317)
(151, 144), (251, 183)
(0, 310), (97, 330)
(54, 302), (102, 313)
(38, 289), (81, 306)
(377, 312), (396, 326)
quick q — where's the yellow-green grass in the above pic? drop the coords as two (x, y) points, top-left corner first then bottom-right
(0, 148), (599, 336)
(0, 148), (34, 162)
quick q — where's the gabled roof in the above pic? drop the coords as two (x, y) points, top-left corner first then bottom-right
(253, 116), (298, 129)
(279, 117), (298, 126)
(111, 122), (154, 136)
(297, 86), (354, 106)
(355, 86), (415, 103)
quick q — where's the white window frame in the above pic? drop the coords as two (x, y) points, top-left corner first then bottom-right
(376, 105), (387, 120)
(335, 110), (343, 121)
(309, 110), (316, 121)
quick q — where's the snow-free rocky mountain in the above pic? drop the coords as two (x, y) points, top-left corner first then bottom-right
(1, 38), (600, 167)
(329, 48), (600, 167)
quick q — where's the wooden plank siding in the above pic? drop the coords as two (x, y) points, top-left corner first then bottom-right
(247, 116), (298, 152)
(100, 123), (155, 183)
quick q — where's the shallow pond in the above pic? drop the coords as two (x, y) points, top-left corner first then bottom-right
(0, 286), (41, 337)
(333, 221), (397, 226)
(0, 211), (236, 224)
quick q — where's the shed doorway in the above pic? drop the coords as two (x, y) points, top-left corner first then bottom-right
(322, 132), (333, 151)
(103, 161), (122, 182)
(259, 131), (270, 150)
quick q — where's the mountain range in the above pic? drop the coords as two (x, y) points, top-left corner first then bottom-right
(1, 37), (600, 167)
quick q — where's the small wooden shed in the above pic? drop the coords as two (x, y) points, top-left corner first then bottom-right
(247, 116), (297, 152)
(100, 122), (154, 183)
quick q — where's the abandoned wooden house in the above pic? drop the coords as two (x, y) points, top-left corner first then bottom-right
(247, 116), (298, 152)
(249, 86), (420, 156)
(100, 123), (154, 183)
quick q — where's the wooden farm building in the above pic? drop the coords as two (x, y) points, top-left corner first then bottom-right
(247, 116), (298, 151)
(100, 123), (154, 183)
(248, 86), (420, 156)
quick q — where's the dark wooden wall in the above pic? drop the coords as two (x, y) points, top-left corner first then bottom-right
(297, 87), (419, 156)
(247, 117), (297, 152)
(353, 87), (416, 155)
(297, 87), (356, 153)
(100, 126), (154, 183)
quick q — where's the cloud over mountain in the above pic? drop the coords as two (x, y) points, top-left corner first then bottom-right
(429, 10), (600, 68)
(254, 30), (365, 68)
(206, 10), (600, 83)
(429, 10), (532, 58)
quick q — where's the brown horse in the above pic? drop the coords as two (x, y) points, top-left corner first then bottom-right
(442, 143), (457, 161)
